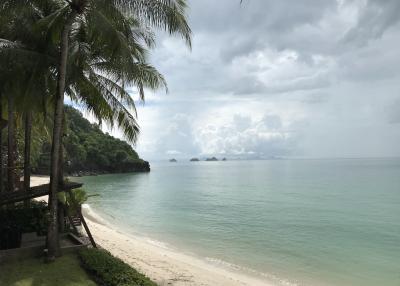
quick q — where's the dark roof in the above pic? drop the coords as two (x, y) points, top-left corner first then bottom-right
(0, 182), (83, 206)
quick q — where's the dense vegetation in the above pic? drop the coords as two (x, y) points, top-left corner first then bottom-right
(34, 106), (150, 175)
(1, 0), (190, 260)
(79, 248), (157, 286)
(0, 201), (49, 249)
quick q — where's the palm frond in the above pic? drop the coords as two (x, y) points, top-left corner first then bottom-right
(108, 0), (192, 48)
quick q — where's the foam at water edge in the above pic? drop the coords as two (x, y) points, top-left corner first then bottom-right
(205, 257), (300, 286)
(82, 203), (172, 250)
(83, 203), (297, 286)
(81, 204), (110, 225)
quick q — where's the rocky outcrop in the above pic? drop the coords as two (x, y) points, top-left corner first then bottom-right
(205, 157), (218, 161)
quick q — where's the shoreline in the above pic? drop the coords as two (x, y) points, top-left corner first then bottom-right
(31, 176), (278, 286)
(82, 204), (278, 286)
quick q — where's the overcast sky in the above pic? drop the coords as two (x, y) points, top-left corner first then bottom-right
(106, 0), (400, 160)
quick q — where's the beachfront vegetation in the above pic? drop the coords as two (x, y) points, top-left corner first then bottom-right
(0, 0), (191, 261)
(0, 253), (97, 286)
(79, 248), (157, 286)
(0, 201), (49, 249)
(58, 188), (91, 214)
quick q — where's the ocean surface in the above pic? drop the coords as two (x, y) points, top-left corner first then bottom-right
(76, 158), (400, 286)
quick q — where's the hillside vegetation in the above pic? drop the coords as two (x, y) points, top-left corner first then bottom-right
(34, 106), (150, 175)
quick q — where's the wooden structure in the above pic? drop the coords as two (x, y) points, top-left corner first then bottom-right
(0, 182), (82, 206)
(0, 182), (97, 248)
(65, 189), (97, 248)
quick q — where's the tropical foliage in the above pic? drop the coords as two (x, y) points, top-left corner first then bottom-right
(34, 105), (150, 174)
(57, 187), (97, 216)
(0, 0), (191, 260)
(0, 201), (49, 249)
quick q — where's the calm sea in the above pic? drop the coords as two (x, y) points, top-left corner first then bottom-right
(76, 159), (400, 286)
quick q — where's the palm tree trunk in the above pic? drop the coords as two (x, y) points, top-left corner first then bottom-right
(0, 93), (3, 193)
(57, 117), (66, 233)
(47, 10), (77, 261)
(24, 111), (32, 207)
(7, 94), (16, 192)
(58, 115), (65, 184)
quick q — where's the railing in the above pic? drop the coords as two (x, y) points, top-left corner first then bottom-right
(0, 182), (83, 206)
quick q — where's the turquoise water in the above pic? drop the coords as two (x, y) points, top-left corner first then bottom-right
(77, 159), (400, 286)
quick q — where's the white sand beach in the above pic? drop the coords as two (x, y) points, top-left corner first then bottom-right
(31, 176), (51, 189)
(31, 176), (275, 286)
(82, 205), (276, 286)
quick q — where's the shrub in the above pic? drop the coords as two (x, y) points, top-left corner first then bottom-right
(0, 201), (49, 249)
(0, 201), (49, 234)
(78, 248), (157, 286)
(58, 188), (98, 216)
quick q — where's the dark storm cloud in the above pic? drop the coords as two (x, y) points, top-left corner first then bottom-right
(154, 0), (400, 98)
(188, 0), (337, 59)
(343, 0), (400, 46)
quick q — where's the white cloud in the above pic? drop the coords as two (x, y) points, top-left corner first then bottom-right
(93, 0), (400, 160)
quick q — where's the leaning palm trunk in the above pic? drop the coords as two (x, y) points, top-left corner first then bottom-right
(47, 10), (77, 261)
(57, 117), (66, 233)
(46, 0), (190, 259)
(58, 115), (65, 183)
(7, 93), (16, 192)
(23, 111), (32, 207)
(0, 93), (3, 193)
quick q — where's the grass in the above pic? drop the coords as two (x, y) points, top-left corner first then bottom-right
(0, 254), (97, 286)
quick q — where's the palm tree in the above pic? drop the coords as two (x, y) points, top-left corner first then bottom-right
(1, 0), (192, 260)
(1, 3), (54, 198)
(45, 0), (192, 260)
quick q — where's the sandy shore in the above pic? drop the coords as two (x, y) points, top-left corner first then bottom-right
(31, 176), (51, 203)
(31, 176), (275, 286)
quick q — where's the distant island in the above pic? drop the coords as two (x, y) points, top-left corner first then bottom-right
(222, 158), (227, 161)
(33, 105), (150, 176)
(169, 159), (178, 162)
(205, 157), (219, 161)
(190, 158), (200, 162)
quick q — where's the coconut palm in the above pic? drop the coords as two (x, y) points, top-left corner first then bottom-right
(43, 0), (191, 260)
(1, 0), (192, 260)
(1, 2), (55, 196)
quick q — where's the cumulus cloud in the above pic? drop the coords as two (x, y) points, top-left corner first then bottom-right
(125, 0), (400, 159)
(194, 113), (296, 158)
(151, 113), (201, 158)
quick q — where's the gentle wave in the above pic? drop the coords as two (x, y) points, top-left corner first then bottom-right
(81, 204), (109, 226)
(83, 203), (297, 286)
(83, 204), (173, 250)
(77, 159), (400, 286)
(205, 257), (299, 286)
